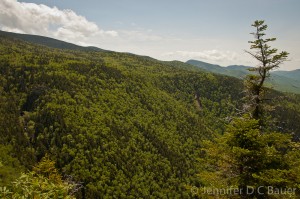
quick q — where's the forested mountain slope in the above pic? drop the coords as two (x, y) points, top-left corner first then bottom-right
(0, 32), (300, 198)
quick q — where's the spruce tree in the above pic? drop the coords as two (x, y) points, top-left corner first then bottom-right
(196, 20), (300, 199)
(244, 20), (288, 120)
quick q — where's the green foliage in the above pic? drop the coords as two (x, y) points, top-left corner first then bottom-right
(0, 144), (23, 187)
(0, 34), (223, 198)
(32, 154), (63, 184)
(0, 172), (76, 199)
(198, 116), (300, 198)
(196, 20), (300, 199)
(245, 20), (289, 120)
(0, 29), (299, 198)
(0, 155), (78, 199)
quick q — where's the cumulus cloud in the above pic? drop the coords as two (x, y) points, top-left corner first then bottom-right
(164, 50), (238, 63)
(0, 0), (118, 45)
(0, 0), (246, 66)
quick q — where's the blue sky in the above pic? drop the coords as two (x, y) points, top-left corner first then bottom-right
(1, 0), (299, 70)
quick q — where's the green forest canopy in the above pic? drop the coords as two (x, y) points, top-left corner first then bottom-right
(0, 32), (300, 198)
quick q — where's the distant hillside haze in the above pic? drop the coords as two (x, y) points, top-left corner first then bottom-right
(0, 30), (106, 52)
(186, 59), (251, 78)
(273, 69), (300, 81)
(0, 29), (299, 94)
(186, 59), (300, 94)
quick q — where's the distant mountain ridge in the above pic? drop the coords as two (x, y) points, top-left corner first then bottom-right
(186, 59), (300, 94)
(0, 30), (107, 52)
(1, 30), (299, 94)
(186, 60), (252, 79)
(273, 69), (300, 81)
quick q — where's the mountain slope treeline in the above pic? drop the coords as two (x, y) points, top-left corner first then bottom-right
(0, 32), (300, 198)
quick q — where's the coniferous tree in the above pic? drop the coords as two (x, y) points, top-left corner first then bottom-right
(244, 20), (289, 120)
(196, 20), (300, 199)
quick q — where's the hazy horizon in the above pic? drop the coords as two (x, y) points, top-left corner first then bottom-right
(1, 0), (299, 70)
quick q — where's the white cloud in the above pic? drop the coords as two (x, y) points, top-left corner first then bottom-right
(0, 1), (247, 67)
(164, 50), (239, 63)
(0, 0), (164, 49)
(0, 0), (118, 45)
